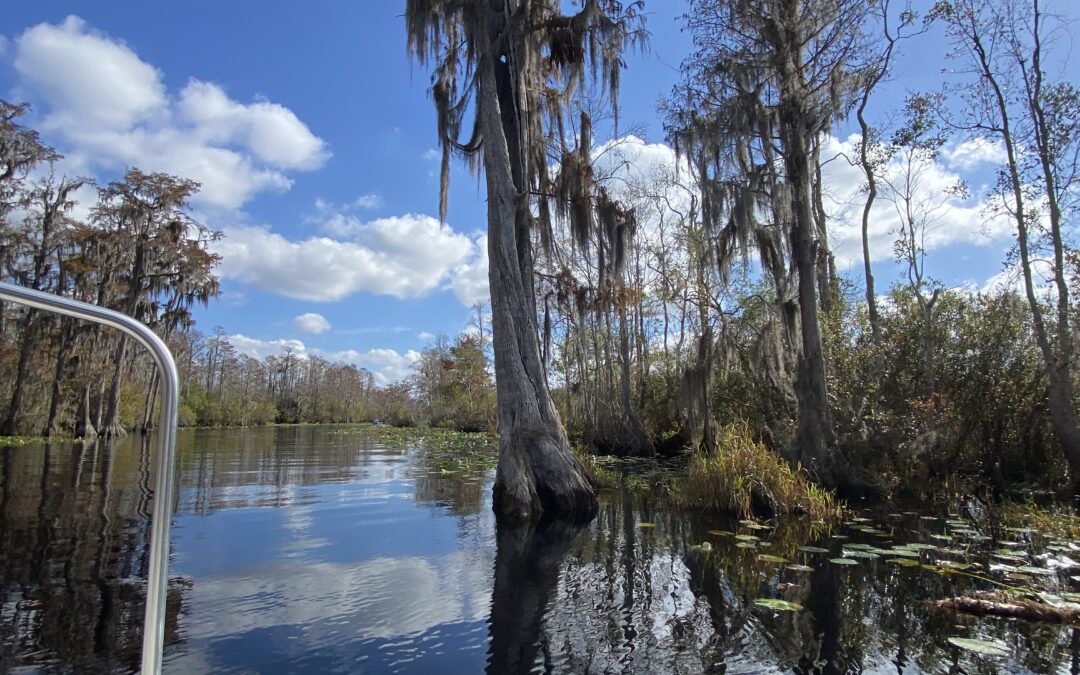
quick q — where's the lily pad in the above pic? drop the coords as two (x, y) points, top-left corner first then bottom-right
(798, 546), (830, 554)
(886, 558), (921, 567)
(637, 522), (656, 528)
(843, 543), (876, 550)
(707, 529), (733, 537)
(845, 550), (880, 559)
(939, 561), (974, 570)
(946, 637), (1009, 657)
(1017, 565), (1055, 576)
(736, 542), (757, 549)
(786, 564), (815, 572)
(741, 520), (772, 530)
(830, 558), (858, 566)
(735, 534), (760, 542)
(757, 554), (789, 564)
(754, 598), (804, 611)
(992, 550), (1027, 562)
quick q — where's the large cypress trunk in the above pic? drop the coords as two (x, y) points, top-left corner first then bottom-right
(479, 8), (596, 525)
(775, 10), (834, 485)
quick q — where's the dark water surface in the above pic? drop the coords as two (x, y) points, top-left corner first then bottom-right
(1, 426), (1078, 673)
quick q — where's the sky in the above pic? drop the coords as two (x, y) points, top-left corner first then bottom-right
(1, 2), (1077, 384)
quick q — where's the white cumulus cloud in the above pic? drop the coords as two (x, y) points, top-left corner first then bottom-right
(12, 16), (328, 210)
(214, 212), (476, 302)
(293, 312), (331, 334)
(943, 138), (1007, 172)
(328, 348), (422, 385)
(15, 16), (166, 131)
(177, 79), (329, 170)
(228, 334), (308, 360)
(226, 335), (420, 384)
(450, 235), (490, 306)
(352, 194), (382, 209)
(821, 133), (1013, 270)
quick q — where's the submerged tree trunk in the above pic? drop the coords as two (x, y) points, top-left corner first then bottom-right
(479, 18), (596, 524)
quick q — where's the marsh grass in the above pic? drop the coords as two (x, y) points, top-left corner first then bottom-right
(674, 423), (843, 520)
(999, 500), (1080, 539)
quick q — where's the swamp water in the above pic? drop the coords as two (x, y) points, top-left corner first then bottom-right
(0, 425), (1078, 673)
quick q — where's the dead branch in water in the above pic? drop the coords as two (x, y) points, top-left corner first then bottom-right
(925, 591), (1080, 625)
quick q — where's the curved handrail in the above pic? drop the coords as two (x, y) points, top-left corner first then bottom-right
(0, 281), (179, 675)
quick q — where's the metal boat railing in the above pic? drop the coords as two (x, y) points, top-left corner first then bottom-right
(0, 281), (178, 674)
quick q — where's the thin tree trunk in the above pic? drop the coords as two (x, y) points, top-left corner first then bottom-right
(856, 102), (882, 343)
(94, 378), (105, 432)
(970, 24), (1080, 483)
(75, 382), (96, 439)
(100, 335), (128, 438)
(1026, 4), (1080, 485)
(141, 369), (159, 433)
(44, 317), (75, 437)
(3, 310), (41, 436)
(812, 149), (835, 313)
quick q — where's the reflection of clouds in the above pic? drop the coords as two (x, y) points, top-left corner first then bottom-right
(281, 504), (331, 554)
(179, 550), (493, 645)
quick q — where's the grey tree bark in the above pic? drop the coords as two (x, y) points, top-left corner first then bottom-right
(477, 20), (597, 523)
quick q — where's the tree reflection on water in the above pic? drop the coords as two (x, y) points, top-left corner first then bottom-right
(0, 427), (1077, 673)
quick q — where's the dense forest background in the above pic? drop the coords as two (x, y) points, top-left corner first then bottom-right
(1, 0), (1078, 501)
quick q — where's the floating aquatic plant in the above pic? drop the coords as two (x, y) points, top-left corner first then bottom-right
(754, 598), (804, 611)
(946, 637), (1009, 657)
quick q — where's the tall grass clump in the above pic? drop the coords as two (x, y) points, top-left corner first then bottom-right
(676, 423), (842, 520)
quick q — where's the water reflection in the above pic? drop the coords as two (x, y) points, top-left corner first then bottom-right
(1, 427), (1079, 673)
(0, 438), (183, 673)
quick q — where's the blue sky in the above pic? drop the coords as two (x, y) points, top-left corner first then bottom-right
(1, 2), (1076, 383)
